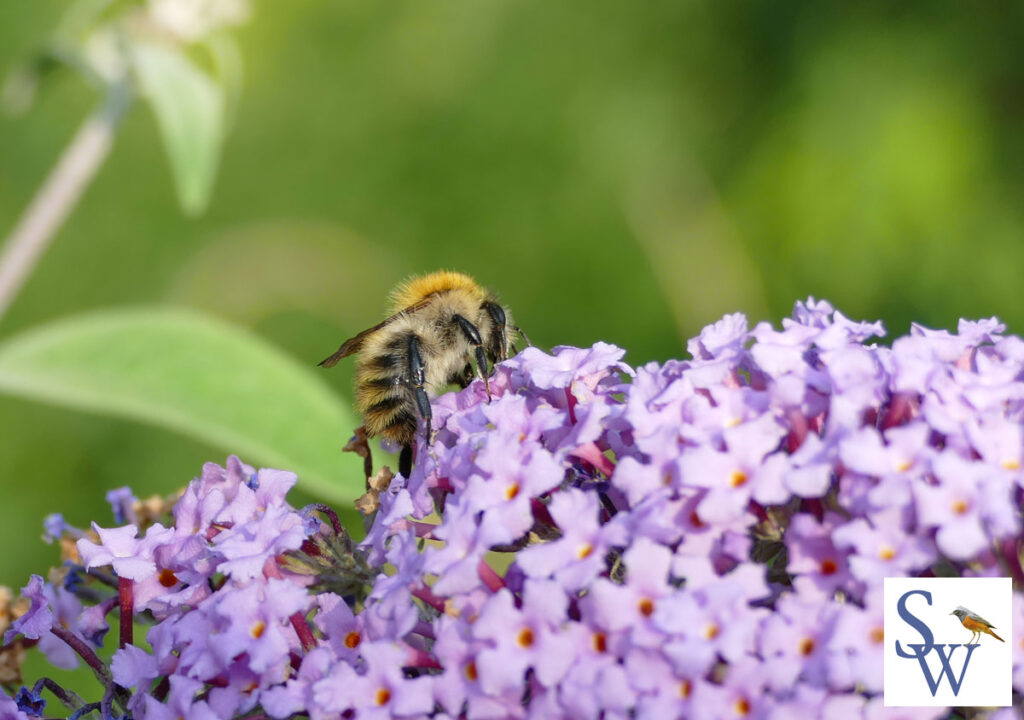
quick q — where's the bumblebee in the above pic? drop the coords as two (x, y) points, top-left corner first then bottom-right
(320, 271), (524, 476)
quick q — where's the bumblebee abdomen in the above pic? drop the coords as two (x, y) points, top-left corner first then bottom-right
(356, 370), (418, 445)
(364, 398), (418, 446)
(354, 326), (423, 445)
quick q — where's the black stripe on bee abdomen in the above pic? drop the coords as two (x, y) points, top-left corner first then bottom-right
(365, 393), (407, 414)
(377, 406), (418, 445)
(364, 352), (400, 373)
(364, 391), (416, 441)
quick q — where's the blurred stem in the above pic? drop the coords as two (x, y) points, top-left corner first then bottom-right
(0, 80), (131, 325)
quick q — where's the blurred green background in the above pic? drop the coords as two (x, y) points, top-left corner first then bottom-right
(1, 1), (1023, 588)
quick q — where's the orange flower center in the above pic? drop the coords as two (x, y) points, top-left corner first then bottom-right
(951, 499), (969, 515)
(871, 627), (884, 644)
(878, 545), (896, 560)
(375, 688), (391, 706)
(704, 623), (720, 640)
(158, 569), (179, 588)
(735, 697), (751, 716)
(250, 621), (266, 639)
(638, 598), (655, 617)
(592, 632), (607, 653)
(730, 471), (748, 488)
(679, 679), (692, 698)
(820, 558), (838, 575)
(517, 628), (535, 648)
(799, 637), (815, 656)
(464, 661), (478, 681)
(505, 483), (520, 500)
(344, 631), (361, 649)
(577, 543), (594, 559)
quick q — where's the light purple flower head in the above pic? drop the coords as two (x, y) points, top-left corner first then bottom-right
(11, 301), (1024, 717)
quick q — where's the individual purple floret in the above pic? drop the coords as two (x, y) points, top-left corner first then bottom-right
(6, 299), (1024, 719)
(105, 487), (138, 526)
(5, 576), (53, 644)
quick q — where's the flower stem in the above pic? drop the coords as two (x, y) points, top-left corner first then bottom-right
(302, 503), (343, 536)
(32, 676), (85, 711)
(477, 559), (505, 592)
(289, 612), (317, 652)
(411, 584), (445, 612)
(0, 80), (131, 326)
(405, 648), (441, 671)
(49, 623), (113, 688)
(118, 576), (133, 648)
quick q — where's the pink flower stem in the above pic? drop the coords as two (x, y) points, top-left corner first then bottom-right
(411, 585), (446, 613)
(289, 612), (317, 652)
(118, 577), (133, 649)
(265, 558), (318, 651)
(432, 477), (454, 493)
(565, 388), (578, 423)
(405, 648), (442, 671)
(409, 520), (439, 539)
(478, 559), (505, 592)
(531, 498), (555, 526)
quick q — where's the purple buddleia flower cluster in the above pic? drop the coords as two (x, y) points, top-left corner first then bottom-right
(4, 298), (1024, 719)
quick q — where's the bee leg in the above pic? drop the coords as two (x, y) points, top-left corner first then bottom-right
(482, 301), (508, 361)
(415, 387), (432, 442)
(407, 334), (434, 445)
(454, 314), (491, 400)
(512, 325), (531, 347)
(399, 445), (413, 478)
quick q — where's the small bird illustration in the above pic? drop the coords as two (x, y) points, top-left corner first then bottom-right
(950, 606), (1004, 644)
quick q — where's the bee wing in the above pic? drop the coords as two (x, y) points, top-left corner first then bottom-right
(318, 298), (432, 368)
(318, 324), (385, 367)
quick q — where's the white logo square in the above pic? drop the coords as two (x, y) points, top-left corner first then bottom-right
(883, 577), (1012, 707)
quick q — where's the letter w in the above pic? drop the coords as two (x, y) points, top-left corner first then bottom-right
(911, 643), (979, 697)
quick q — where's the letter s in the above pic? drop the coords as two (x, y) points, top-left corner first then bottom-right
(895, 589), (934, 658)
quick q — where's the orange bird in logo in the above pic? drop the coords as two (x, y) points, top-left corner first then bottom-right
(950, 606), (1004, 644)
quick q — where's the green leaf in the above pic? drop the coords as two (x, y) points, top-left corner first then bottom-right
(132, 42), (225, 216)
(0, 308), (361, 505)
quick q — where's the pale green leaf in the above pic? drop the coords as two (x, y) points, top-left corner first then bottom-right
(0, 308), (361, 505)
(132, 42), (224, 216)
